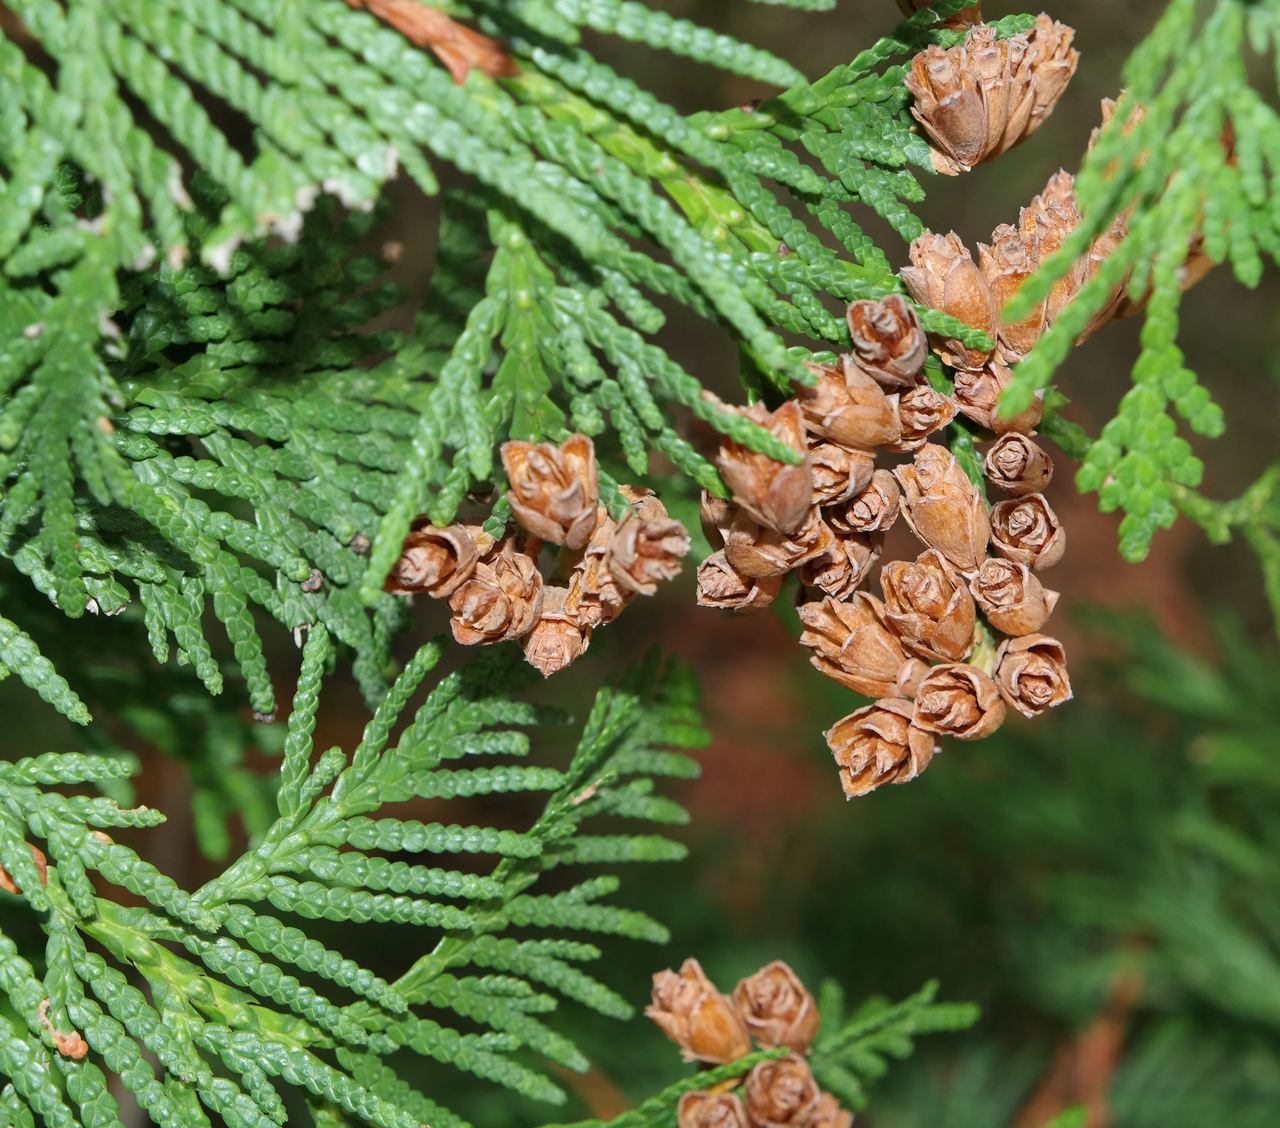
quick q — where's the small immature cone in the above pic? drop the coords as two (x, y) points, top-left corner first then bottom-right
(811, 1093), (855, 1128)
(798, 532), (883, 600)
(826, 698), (939, 799)
(886, 384), (958, 453)
(797, 361), (901, 451)
(732, 961), (820, 1053)
(696, 551), (783, 613)
(718, 401), (812, 535)
(953, 362), (1044, 435)
(901, 232), (998, 371)
(985, 434), (1053, 496)
(980, 223), (1046, 364)
(0, 844), (48, 896)
(809, 442), (875, 505)
(743, 1054), (821, 1128)
(894, 445), (990, 574)
(881, 549), (976, 662)
(448, 546), (543, 644)
(647, 959), (751, 1064)
(383, 521), (480, 597)
(846, 295), (928, 389)
(522, 586), (591, 678)
(969, 558), (1059, 636)
(990, 493), (1066, 570)
(995, 634), (1072, 717)
(567, 511), (630, 628)
(608, 488), (690, 596)
(897, 0), (982, 28)
(914, 663), (1007, 740)
(502, 434), (599, 549)
(826, 470), (900, 536)
(724, 508), (834, 579)
(798, 593), (909, 699)
(677, 1092), (751, 1128)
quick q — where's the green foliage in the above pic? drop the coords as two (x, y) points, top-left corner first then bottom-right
(1007, 0), (1280, 586)
(0, 637), (705, 1127)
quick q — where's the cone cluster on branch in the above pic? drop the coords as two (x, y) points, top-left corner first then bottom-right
(647, 959), (852, 1128)
(385, 434), (689, 677)
(696, 289), (1072, 798)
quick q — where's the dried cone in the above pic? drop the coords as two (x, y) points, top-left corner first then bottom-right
(985, 433), (1053, 495)
(914, 663), (1007, 740)
(1020, 172), (1087, 326)
(798, 532), (883, 600)
(724, 508), (835, 580)
(732, 961), (820, 1053)
(743, 1054), (821, 1128)
(797, 361), (901, 451)
(523, 586), (591, 678)
(810, 1093), (855, 1128)
(953, 362), (1044, 435)
(995, 634), (1072, 717)
(502, 434), (599, 549)
(979, 223), (1046, 364)
(700, 493), (736, 546)
(1026, 15), (1080, 134)
(881, 549), (977, 662)
(718, 401), (813, 535)
(0, 843), (48, 895)
(567, 511), (630, 628)
(969, 558), (1059, 636)
(827, 470), (900, 536)
(383, 521), (482, 598)
(608, 488), (690, 596)
(901, 232), (998, 371)
(990, 493), (1066, 570)
(894, 445), (991, 574)
(448, 546), (543, 644)
(826, 699), (939, 799)
(696, 551), (783, 613)
(809, 442), (875, 505)
(798, 593), (911, 698)
(647, 959), (751, 1064)
(677, 1092), (751, 1128)
(897, 0), (982, 29)
(846, 295), (928, 389)
(886, 384), (958, 453)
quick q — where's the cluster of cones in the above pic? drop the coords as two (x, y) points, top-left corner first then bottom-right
(384, 435), (689, 677)
(648, 959), (850, 1128)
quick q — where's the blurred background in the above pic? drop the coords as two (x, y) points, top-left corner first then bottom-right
(5, 2), (1280, 1125)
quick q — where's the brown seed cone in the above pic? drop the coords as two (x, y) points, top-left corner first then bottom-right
(647, 959), (751, 1064)
(995, 634), (1072, 717)
(914, 663), (1007, 740)
(501, 434), (599, 549)
(846, 294), (928, 389)
(1026, 15), (1080, 136)
(990, 493), (1066, 570)
(798, 593), (910, 699)
(1019, 171), (1087, 326)
(718, 401), (813, 535)
(700, 493), (736, 546)
(901, 232), (998, 371)
(798, 532), (883, 600)
(677, 1092), (751, 1128)
(809, 442), (876, 506)
(608, 488), (690, 596)
(897, 0), (982, 29)
(827, 470), (900, 536)
(522, 586), (591, 678)
(448, 547), (543, 645)
(904, 26), (1036, 176)
(881, 549), (977, 662)
(979, 223), (1046, 364)
(825, 698), (939, 799)
(566, 511), (631, 628)
(732, 961), (820, 1054)
(810, 1092), (855, 1128)
(985, 434), (1053, 496)
(383, 521), (481, 598)
(797, 361), (901, 451)
(724, 507), (835, 580)
(894, 444), (991, 574)
(969, 558), (1059, 636)
(743, 1054), (821, 1128)
(696, 551), (783, 613)
(0, 843), (48, 895)
(953, 362), (1044, 435)
(886, 384), (958, 453)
